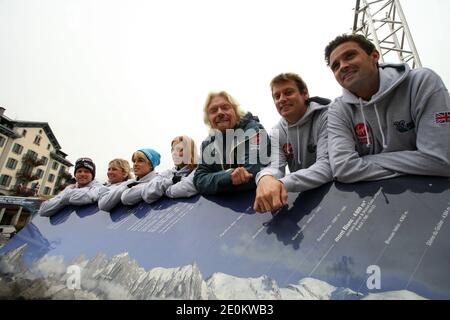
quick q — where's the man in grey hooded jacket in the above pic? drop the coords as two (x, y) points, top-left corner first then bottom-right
(253, 73), (332, 213)
(325, 34), (450, 183)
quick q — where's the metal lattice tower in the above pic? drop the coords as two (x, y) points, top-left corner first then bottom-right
(353, 0), (422, 68)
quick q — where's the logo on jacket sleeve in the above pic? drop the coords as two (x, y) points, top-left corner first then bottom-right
(435, 112), (450, 125)
(393, 120), (415, 133)
(354, 123), (373, 145)
(250, 133), (261, 145)
(282, 143), (294, 160)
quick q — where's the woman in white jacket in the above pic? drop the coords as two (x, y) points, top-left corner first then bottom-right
(97, 159), (133, 212)
(98, 149), (161, 211)
(142, 135), (198, 204)
(39, 157), (105, 217)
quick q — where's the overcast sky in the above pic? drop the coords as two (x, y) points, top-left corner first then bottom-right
(1, 0), (449, 183)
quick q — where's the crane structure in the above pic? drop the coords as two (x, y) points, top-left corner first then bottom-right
(352, 0), (422, 68)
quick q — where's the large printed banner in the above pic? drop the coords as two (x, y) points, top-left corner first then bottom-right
(0, 176), (449, 300)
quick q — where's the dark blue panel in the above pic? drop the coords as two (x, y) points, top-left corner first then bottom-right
(1, 176), (449, 300)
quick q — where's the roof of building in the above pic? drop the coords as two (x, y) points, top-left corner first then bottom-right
(1, 109), (72, 167)
(12, 120), (62, 150)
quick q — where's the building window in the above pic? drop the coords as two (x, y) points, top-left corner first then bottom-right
(39, 129), (43, 134)
(22, 129), (27, 137)
(27, 150), (38, 159)
(35, 169), (44, 179)
(12, 143), (23, 155)
(0, 136), (5, 147)
(52, 162), (59, 170)
(44, 187), (51, 195)
(48, 174), (55, 182)
(34, 135), (42, 146)
(42, 156), (48, 165)
(6, 158), (18, 170)
(0, 175), (12, 187)
(47, 144), (51, 150)
(22, 164), (33, 176)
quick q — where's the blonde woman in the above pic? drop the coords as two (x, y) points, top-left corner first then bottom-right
(142, 136), (198, 204)
(98, 149), (160, 212)
(98, 159), (133, 212)
(106, 159), (133, 185)
(121, 148), (160, 205)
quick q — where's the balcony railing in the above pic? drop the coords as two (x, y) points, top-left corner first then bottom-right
(12, 186), (36, 197)
(16, 170), (40, 182)
(22, 153), (45, 167)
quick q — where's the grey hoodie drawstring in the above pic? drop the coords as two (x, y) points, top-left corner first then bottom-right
(297, 126), (301, 165)
(359, 98), (388, 149)
(374, 103), (388, 149)
(359, 98), (371, 146)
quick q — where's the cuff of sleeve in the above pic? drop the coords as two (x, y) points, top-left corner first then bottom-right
(162, 178), (173, 190)
(279, 177), (293, 193)
(255, 171), (274, 185)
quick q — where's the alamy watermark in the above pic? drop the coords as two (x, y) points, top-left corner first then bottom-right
(192, 128), (295, 166)
(366, 265), (381, 290)
(66, 265), (81, 290)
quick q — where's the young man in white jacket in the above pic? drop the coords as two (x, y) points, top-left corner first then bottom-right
(253, 73), (333, 213)
(38, 157), (106, 217)
(325, 34), (450, 182)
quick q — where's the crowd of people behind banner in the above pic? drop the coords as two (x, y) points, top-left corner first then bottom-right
(38, 34), (450, 217)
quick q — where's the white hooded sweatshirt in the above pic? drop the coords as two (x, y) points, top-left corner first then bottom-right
(38, 180), (106, 217)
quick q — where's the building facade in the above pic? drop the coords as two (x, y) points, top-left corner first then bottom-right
(0, 107), (73, 197)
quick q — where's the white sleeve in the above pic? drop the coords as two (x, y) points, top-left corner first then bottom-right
(98, 183), (129, 212)
(121, 183), (147, 206)
(165, 170), (198, 198)
(141, 175), (172, 204)
(68, 184), (108, 206)
(38, 188), (72, 217)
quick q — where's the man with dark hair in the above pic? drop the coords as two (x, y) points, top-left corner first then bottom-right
(38, 157), (106, 217)
(253, 73), (332, 213)
(325, 34), (450, 183)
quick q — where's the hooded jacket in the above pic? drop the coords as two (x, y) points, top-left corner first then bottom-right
(141, 166), (198, 204)
(120, 171), (158, 206)
(328, 63), (450, 183)
(194, 112), (270, 195)
(98, 179), (134, 212)
(39, 180), (106, 217)
(255, 98), (332, 192)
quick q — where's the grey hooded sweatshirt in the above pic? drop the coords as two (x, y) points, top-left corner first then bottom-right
(328, 63), (450, 183)
(255, 99), (332, 192)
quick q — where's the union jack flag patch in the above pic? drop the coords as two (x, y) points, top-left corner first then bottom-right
(435, 112), (450, 124)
